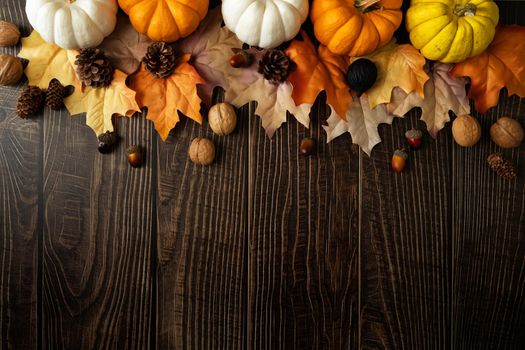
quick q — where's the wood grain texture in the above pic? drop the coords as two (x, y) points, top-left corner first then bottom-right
(452, 93), (525, 350)
(0, 1), (38, 348)
(248, 95), (359, 349)
(156, 102), (248, 350)
(42, 110), (154, 349)
(360, 114), (453, 350)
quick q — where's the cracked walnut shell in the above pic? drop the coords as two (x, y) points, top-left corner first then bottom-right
(189, 138), (215, 166)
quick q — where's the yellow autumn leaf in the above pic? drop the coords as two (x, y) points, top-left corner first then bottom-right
(64, 70), (141, 135)
(362, 42), (429, 109)
(18, 30), (81, 90)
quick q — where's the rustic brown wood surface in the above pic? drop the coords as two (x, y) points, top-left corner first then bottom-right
(1, 1), (525, 349)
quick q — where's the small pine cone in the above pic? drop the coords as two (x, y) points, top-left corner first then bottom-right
(75, 48), (114, 88)
(258, 49), (294, 84)
(487, 153), (518, 180)
(143, 42), (176, 78)
(17, 85), (45, 119)
(46, 78), (67, 110)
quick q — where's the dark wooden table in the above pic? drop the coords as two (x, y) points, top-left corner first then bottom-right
(2, 1), (525, 349)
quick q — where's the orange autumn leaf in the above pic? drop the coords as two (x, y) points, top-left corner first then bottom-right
(286, 33), (352, 121)
(130, 54), (205, 140)
(451, 25), (525, 114)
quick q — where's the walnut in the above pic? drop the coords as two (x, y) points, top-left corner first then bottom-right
(208, 103), (237, 136)
(189, 138), (215, 166)
(452, 114), (481, 147)
(490, 117), (524, 149)
(0, 54), (23, 86)
(0, 21), (20, 46)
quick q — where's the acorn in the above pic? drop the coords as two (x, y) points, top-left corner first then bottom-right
(229, 50), (253, 68)
(299, 137), (316, 156)
(405, 129), (423, 149)
(127, 145), (143, 168)
(97, 131), (117, 154)
(345, 58), (377, 96)
(391, 149), (408, 173)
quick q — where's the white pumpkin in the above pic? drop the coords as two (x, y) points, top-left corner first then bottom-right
(26, 0), (118, 50)
(222, 0), (309, 49)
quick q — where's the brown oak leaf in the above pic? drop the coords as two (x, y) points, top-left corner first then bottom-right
(324, 94), (394, 155)
(98, 12), (153, 75)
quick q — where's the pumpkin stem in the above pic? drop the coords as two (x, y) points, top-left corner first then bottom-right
(354, 0), (383, 13)
(454, 3), (477, 17)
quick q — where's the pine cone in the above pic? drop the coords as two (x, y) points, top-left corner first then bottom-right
(487, 153), (518, 180)
(75, 48), (114, 88)
(17, 85), (45, 119)
(143, 42), (176, 78)
(46, 78), (67, 110)
(258, 49), (294, 84)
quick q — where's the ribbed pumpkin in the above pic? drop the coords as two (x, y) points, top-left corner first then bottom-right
(222, 0), (309, 49)
(26, 0), (118, 49)
(407, 0), (499, 63)
(311, 0), (403, 57)
(118, 0), (209, 42)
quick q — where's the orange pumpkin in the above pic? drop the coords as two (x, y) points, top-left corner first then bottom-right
(118, 0), (209, 42)
(311, 0), (403, 57)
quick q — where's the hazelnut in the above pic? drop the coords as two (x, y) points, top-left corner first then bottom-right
(0, 54), (23, 86)
(189, 138), (215, 165)
(452, 114), (481, 147)
(0, 21), (20, 46)
(490, 117), (524, 149)
(208, 103), (237, 136)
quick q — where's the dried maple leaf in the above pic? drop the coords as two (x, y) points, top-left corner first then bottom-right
(18, 30), (80, 90)
(390, 63), (470, 137)
(364, 42), (429, 110)
(324, 94), (394, 156)
(129, 54), (205, 141)
(65, 70), (140, 136)
(451, 25), (525, 114)
(286, 33), (352, 121)
(98, 12), (153, 75)
(225, 49), (311, 138)
(177, 8), (243, 107)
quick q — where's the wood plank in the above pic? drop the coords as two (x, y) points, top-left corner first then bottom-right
(42, 110), (154, 349)
(452, 5), (525, 349)
(0, 1), (39, 348)
(156, 102), (248, 349)
(360, 113), (453, 349)
(248, 95), (360, 349)
(452, 94), (525, 350)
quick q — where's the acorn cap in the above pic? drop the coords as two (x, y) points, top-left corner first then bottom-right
(394, 149), (408, 159)
(405, 129), (423, 139)
(127, 145), (141, 154)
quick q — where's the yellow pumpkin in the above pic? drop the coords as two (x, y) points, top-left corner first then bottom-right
(311, 0), (403, 57)
(118, 0), (209, 42)
(406, 0), (499, 63)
